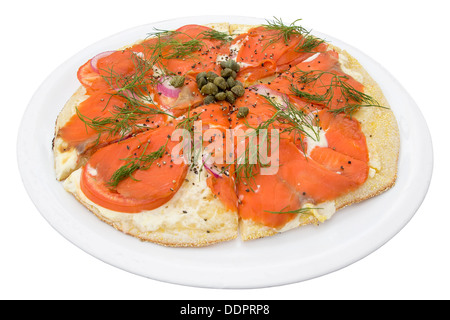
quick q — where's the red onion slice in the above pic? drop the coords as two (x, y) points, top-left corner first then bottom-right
(157, 76), (181, 99)
(202, 154), (222, 179)
(90, 51), (116, 73)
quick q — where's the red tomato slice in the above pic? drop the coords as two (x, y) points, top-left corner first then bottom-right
(80, 124), (188, 213)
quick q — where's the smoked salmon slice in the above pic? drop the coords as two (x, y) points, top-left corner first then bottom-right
(318, 110), (369, 162)
(58, 90), (167, 153)
(234, 108), (369, 228)
(232, 25), (327, 84)
(244, 138), (367, 228)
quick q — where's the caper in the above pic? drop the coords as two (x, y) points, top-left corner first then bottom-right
(197, 77), (207, 89)
(231, 85), (245, 97)
(169, 75), (185, 88)
(229, 60), (240, 72)
(226, 77), (236, 88)
(206, 71), (218, 82)
(196, 72), (207, 82)
(215, 92), (226, 101)
(221, 67), (233, 78)
(230, 70), (237, 79)
(220, 60), (233, 69)
(225, 90), (235, 104)
(213, 76), (227, 90)
(204, 95), (216, 105)
(200, 82), (219, 96)
(236, 107), (249, 118)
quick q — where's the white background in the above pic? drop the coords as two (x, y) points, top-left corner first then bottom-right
(2, 0), (448, 300)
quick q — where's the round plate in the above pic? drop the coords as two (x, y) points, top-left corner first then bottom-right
(17, 16), (433, 289)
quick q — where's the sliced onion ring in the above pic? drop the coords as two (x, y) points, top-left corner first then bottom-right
(157, 76), (182, 99)
(202, 154), (222, 179)
(90, 51), (116, 73)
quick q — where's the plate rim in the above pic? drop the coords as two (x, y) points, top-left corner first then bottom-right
(17, 15), (433, 289)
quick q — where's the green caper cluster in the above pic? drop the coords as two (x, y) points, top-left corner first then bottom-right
(169, 75), (185, 88)
(196, 59), (245, 105)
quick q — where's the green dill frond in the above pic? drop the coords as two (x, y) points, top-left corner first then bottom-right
(262, 95), (321, 142)
(263, 17), (308, 44)
(265, 206), (322, 214)
(328, 104), (388, 117)
(290, 69), (385, 116)
(76, 102), (169, 144)
(199, 29), (232, 43)
(262, 17), (325, 53)
(108, 139), (168, 187)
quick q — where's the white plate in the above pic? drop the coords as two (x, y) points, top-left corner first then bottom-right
(17, 16), (433, 289)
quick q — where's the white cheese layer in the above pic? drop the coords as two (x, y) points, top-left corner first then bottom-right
(302, 52), (321, 63)
(63, 166), (237, 234)
(54, 137), (79, 180)
(304, 126), (328, 156)
(278, 201), (336, 232)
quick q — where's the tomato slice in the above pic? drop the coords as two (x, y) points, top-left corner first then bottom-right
(77, 60), (101, 89)
(80, 124), (188, 213)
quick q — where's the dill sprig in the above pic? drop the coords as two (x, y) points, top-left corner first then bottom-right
(296, 33), (325, 53)
(76, 102), (168, 144)
(261, 95), (321, 157)
(263, 95), (321, 140)
(199, 29), (232, 43)
(83, 52), (174, 143)
(262, 17), (325, 53)
(290, 69), (386, 116)
(263, 17), (308, 44)
(146, 27), (230, 61)
(98, 50), (172, 116)
(229, 95), (321, 187)
(100, 50), (166, 101)
(166, 38), (204, 60)
(219, 111), (280, 188)
(108, 139), (168, 187)
(176, 107), (203, 133)
(232, 126), (271, 188)
(265, 206), (322, 214)
(145, 29), (205, 60)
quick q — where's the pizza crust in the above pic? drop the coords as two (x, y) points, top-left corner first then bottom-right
(54, 22), (400, 245)
(229, 24), (258, 36)
(205, 22), (230, 34)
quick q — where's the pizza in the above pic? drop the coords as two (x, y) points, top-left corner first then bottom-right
(53, 18), (400, 247)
